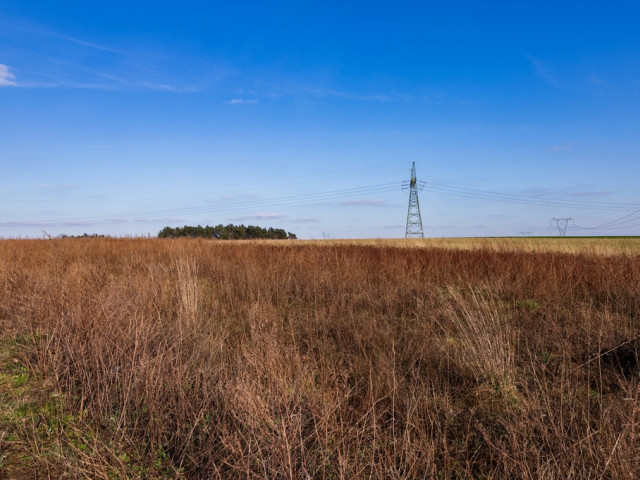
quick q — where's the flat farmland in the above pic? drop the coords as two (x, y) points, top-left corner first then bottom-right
(1, 238), (638, 478)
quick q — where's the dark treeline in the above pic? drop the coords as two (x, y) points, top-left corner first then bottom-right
(158, 224), (297, 240)
(59, 233), (110, 239)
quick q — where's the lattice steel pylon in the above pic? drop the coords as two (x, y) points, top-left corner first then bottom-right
(402, 162), (426, 238)
(550, 217), (574, 236)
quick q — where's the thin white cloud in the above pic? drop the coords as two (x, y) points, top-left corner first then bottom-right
(519, 186), (614, 198)
(300, 87), (394, 102)
(262, 82), (408, 103)
(569, 190), (613, 197)
(54, 33), (120, 54)
(0, 219), (126, 228)
(38, 184), (76, 190)
(549, 144), (572, 151)
(19, 79), (186, 92)
(0, 64), (17, 86)
(253, 213), (287, 219)
(0, 15), (230, 93)
(527, 55), (560, 87)
(229, 213), (287, 221)
(0, 221), (54, 228)
(0, 15), (120, 54)
(427, 224), (490, 230)
(133, 217), (185, 224)
(587, 74), (610, 87)
(340, 200), (386, 206)
(214, 193), (260, 202)
(66, 143), (114, 149)
(59, 221), (100, 227)
(138, 81), (182, 92)
(226, 98), (259, 105)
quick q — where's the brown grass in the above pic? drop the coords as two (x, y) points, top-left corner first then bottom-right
(0, 237), (638, 478)
(297, 236), (640, 256)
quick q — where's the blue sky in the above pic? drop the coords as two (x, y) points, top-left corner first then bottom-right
(1, 1), (639, 238)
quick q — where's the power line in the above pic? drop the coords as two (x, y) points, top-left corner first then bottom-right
(1, 182), (402, 227)
(425, 182), (640, 211)
(573, 209), (640, 231)
(1, 162), (406, 210)
(4, 163), (640, 236)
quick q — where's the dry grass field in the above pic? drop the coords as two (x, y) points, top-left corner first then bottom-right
(1, 237), (639, 479)
(300, 236), (640, 256)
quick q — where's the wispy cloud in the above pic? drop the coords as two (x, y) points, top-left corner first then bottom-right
(299, 87), (395, 102)
(519, 187), (556, 198)
(229, 213), (288, 221)
(66, 143), (114, 149)
(0, 64), (17, 86)
(38, 184), (76, 190)
(54, 33), (121, 54)
(586, 74), (610, 87)
(214, 193), (260, 202)
(528, 55), (560, 87)
(2, 14), (413, 100)
(0, 219), (126, 228)
(549, 143), (573, 151)
(260, 81), (409, 103)
(520, 186), (614, 198)
(569, 190), (613, 197)
(339, 200), (387, 206)
(0, 14), (231, 93)
(0, 14), (424, 102)
(133, 217), (185, 224)
(15, 80), (116, 90)
(59, 221), (101, 227)
(426, 224), (490, 231)
(17, 78), (197, 93)
(226, 98), (259, 105)
(0, 221), (59, 228)
(292, 217), (318, 223)
(1, 15), (120, 54)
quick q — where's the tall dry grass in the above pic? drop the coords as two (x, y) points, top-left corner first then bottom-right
(300, 236), (640, 256)
(0, 237), (638, 478)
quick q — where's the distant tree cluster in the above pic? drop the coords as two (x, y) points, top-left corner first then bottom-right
(158, 224), (297, 240)
(59, 233), (110, 239)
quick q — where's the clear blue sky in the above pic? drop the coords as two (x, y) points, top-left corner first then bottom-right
(1, 1), (639, 238)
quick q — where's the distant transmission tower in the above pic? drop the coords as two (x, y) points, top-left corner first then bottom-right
(402, 162), (425, 238)
(550, 217), (574, 236)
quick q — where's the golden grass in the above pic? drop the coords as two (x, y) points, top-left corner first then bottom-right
(295, 236), (640, 255)
(0, 237), (638, 478)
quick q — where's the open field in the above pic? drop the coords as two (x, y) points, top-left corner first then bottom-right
(296, 236), (640, 256)
(1, 237), (639, 478)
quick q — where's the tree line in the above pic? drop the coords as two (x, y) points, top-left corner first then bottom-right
(158, 224), (297, 240)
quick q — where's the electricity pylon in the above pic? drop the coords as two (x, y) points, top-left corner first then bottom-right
(402, 162), (425, 238)
(550, 217), (574, 236)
